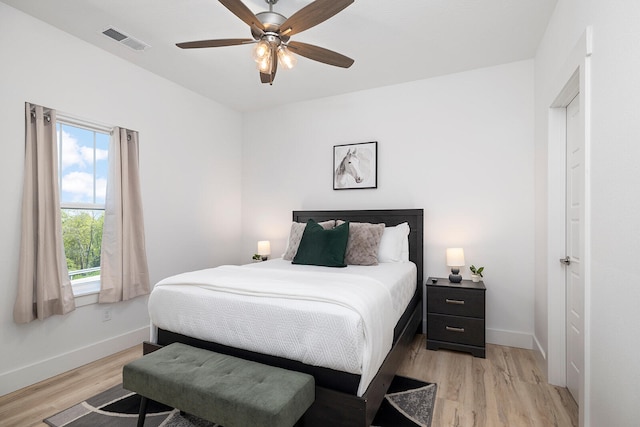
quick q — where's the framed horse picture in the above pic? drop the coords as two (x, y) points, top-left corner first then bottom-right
(333, 141), (377, 190)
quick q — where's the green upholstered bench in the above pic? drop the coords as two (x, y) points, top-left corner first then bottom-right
(123, 342), (315, 427)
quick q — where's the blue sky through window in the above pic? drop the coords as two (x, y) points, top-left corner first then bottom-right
(57, 123), (109, 205)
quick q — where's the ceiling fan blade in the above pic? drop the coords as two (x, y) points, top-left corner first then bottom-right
(176, 38), (253, 49)
(279, 0), (353, 37)
(260, 48), (278, 85)
(287, 41), (354, 68)
(219, 0), (265, 32)
(260, 72), (272, 84)
(259, 67), (277, 84)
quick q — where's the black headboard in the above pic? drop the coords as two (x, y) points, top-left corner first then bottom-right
(292, 209), (424, 288)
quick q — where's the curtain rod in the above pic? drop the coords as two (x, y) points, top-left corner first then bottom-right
(29, 104), (128, 136)
(57, 113), (114, 134)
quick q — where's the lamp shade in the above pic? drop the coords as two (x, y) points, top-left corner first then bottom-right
(252, 40), (270, 62)
(277, 45), (297, 69)
(257, 241), (271, 256)
(446, 248), (465, 267)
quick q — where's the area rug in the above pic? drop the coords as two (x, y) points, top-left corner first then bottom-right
(44, 376), (436, 427)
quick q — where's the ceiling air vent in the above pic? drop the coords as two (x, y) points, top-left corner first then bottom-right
(102, 27), (150, 51)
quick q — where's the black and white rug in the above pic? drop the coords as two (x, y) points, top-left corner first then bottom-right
(44, 376), (436, 427)
(372, 376), (437, 427)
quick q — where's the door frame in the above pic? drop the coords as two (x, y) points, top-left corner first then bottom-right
(546, 27), (592, 427)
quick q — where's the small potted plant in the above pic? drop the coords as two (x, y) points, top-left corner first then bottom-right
(252, 254), (262, 262)
(470, 265), (484, 282)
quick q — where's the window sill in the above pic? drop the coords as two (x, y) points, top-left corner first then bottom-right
(72, 278), (100, 307)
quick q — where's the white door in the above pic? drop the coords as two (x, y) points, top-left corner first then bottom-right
(565, 93), (584, 403)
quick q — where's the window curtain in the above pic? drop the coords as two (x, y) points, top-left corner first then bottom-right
(14, 103), (76, 323)
(99, 127), (150, 303)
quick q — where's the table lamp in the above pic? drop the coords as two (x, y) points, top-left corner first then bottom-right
(257, 240), (271, 261)
(446, 247), (465, 283)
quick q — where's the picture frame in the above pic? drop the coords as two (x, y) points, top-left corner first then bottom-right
(333, 141), (377, 190)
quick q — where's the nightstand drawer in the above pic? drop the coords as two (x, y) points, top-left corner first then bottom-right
(427, 286), (484, 318)
(427, 314), (485, 347)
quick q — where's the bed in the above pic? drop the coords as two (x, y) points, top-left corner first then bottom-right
(147, 209), (424, 426)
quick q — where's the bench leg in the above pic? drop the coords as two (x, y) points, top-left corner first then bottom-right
(137, 396), (149, 427)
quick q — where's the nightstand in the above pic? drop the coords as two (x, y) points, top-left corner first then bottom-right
(425, 276), (486, 358)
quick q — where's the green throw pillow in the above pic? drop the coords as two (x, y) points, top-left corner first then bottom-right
(292, 219), (349, 267)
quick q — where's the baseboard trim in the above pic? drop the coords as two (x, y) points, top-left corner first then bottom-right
(532, 334), (548, 381)
(486, 327), (533, 349)
(0, 326), (149, 397)
(533, 334), (547, 359)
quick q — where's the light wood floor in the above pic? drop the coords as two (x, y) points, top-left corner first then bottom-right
(0, 345), (143, 427)
(398, 335), (578, 427)
(0, 335), (578, 427)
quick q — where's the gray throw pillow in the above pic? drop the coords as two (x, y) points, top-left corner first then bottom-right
(336, 221), (385, 265)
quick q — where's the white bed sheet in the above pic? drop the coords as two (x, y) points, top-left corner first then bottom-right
(148, 259), (417, 396)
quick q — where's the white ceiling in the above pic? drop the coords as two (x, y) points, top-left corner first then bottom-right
(2, 0), (557, 112)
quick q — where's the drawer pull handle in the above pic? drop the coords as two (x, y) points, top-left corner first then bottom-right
(445, 298), (465, 305)
(446, 326), (465, 333)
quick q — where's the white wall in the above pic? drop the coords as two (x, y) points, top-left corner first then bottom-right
(534, 0), (640, 425)
(0, 4), (243, 396)
(241, 60), (536, 349)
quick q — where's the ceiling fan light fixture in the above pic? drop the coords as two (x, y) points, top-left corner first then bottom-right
(252, 39), (270, 61)
(256, 49), (273, 74)
(277, 45), (297, 69)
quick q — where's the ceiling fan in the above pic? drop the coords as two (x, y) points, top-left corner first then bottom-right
(176, 0), (355, 85)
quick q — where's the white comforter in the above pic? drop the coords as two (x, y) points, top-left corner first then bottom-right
(148, 260), (416, 396)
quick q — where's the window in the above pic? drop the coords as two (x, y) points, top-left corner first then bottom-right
(56, 118), (110, 296)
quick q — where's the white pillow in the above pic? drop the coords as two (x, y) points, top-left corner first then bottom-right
(400, 227), (410, 262)
(378, 222), (410, 263)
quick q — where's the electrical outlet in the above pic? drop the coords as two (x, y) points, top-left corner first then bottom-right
(102, 308), (112, 322)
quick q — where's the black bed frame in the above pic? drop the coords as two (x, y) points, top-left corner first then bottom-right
(153, 209), (424, 426)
